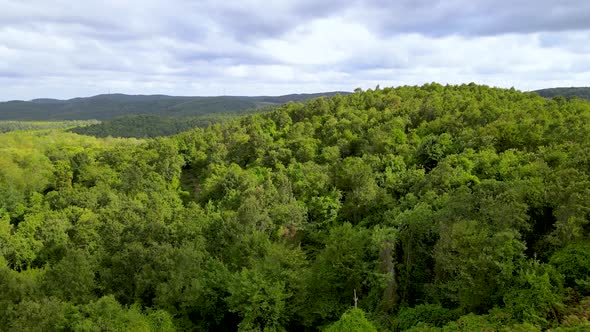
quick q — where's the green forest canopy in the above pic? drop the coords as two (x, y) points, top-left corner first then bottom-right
(68, 112), (264, 138)
(64, 86), (590, 140)
(534, 87), (590, 101)
(1, 83), (589, 331)
(0, 120), (100, 134)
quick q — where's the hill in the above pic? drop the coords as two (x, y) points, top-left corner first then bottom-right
(0, 92), (349, 121)
(1, 84), (590, 331)
(68, 113), (242, 138)
(0, 120), (99, 133)
(534, 87), (590, 100)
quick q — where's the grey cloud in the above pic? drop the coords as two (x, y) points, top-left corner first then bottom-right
(361, 0), (590, 36)
(157, 0), (590, 43)
(195, 0), (345, 41)
(0, 0), (589, 100)
(0, 70), (25, 78)
(3, 0), (590, 46)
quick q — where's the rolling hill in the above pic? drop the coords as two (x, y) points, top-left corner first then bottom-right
(0, 92), (349, 121)
(2, 84), (590, 331)
(534, 87), (590, 100)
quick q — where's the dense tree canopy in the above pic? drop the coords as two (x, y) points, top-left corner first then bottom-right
(1, 84), (589, 331)
(0, 92), (348, 121)
(69, 113), (259, 138)
(535, 87), (590, 101)
(0, 120), (99, 133)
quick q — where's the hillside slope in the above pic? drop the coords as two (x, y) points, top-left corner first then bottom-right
(173, 83), (590, 330)
(534, 87), (590, 100)
(69, 113), (242, 138)
(0, 92), (349, 121)
(1, 84), (589, 331)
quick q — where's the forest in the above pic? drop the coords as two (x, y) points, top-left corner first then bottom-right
(535, 88), (590, 101)
(0, 92), (347, 121)
(1, 83), (589, 331)
(0, 120), (99, 134)
(68, 112), (266, 138)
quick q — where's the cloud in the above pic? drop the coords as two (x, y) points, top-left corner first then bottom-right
(346, 0), (590, 37)
(0, 0), (589, 100)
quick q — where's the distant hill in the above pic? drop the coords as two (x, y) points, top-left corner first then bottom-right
(533, 87), (590, 101)
(0, 120), (99, 133)
(69, 113), (250, 138)
(0, 92), (350, 121)
(255, 92), (348, 104)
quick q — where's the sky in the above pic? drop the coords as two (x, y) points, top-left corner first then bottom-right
(1, 0), (589, 100)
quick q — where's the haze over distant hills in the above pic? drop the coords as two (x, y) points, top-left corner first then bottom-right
(0, 92), (349, 121)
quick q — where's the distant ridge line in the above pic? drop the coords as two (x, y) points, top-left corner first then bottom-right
(0, 91), (351, 121)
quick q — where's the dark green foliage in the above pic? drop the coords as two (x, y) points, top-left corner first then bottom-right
(42, 249), (98, 304)
(0, 92), (349, 121)
(1, 84), (590, 330)
(6, 297), (73, 332)
(302, 223), (380, 324)
(396, 304), (459, 330)
(503, 261), (563, 326)
(550, 242), (590, 293)
(69, 113), (256, 138)
(0, 120), (99, 133)
(535, 87), (590, 101)
(74, 295), (175, 331)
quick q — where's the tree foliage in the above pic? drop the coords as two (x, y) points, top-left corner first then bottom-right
(1, 84), (590, 330)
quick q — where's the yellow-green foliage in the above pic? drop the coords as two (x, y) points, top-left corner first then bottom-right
(0, 130), (139, 215)
(324, 309), (378, 332)
(1, 85), (590, 331)
(0, 120), (100, 133)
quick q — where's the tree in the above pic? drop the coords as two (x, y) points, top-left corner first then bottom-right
(324, 308), (377, 332)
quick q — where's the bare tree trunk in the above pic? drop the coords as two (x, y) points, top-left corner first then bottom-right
(379, 240), (399, 313)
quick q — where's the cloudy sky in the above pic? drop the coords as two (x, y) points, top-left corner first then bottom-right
(1, 0), (589, 100)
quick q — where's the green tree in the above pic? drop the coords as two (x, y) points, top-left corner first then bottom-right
(324, 308), (377, 332)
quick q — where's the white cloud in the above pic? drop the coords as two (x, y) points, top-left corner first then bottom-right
(0, 0), (589, 100)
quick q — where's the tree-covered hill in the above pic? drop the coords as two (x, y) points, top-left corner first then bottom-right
(0, 92), (349, 121)
(534, 87), (590, 100)
(1, 84), (590, 331)
(68, 114), (243, 138)
(0, 120), (99, 133)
